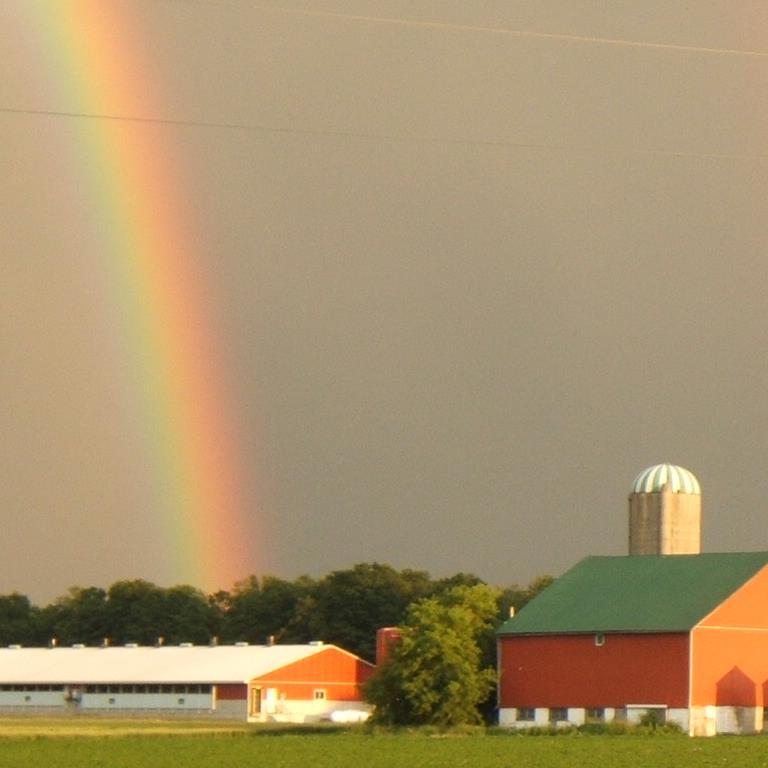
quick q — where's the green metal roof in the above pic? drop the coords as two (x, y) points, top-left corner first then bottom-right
(498, 552), (768, 636)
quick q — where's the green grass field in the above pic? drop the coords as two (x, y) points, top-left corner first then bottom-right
(0, 720), (766, 768)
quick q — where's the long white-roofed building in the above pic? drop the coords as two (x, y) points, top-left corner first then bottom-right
(0, 643), (374, 722)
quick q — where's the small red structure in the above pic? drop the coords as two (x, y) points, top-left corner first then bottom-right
(375, 627), (402, 665)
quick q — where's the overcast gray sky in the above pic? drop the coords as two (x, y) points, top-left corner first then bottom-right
(2, 1), (768, 601)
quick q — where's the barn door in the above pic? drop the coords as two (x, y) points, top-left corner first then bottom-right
(250, 686), (262, 716)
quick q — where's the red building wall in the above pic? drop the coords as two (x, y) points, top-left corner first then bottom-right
(498, 633), (689, 708)
(216, 684), (247, 700)
(376, 627), (402, 666)
(252, 646), (375, 701)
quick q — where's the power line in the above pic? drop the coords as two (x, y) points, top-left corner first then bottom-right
(190, 1), (768, 59)
(1, 105), (766, 163)
(0, 105), (270, 133)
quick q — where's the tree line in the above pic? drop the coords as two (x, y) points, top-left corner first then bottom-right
(0, 563), (552, 663)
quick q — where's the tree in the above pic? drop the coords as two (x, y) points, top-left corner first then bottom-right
(428, 572), (485, 596)
(306, 563), (432, 661)
(497, 574), (554, 621)
(221, 575), (315, 644)
(39, 587), (109, 646)
(0, 593), (40, 646)
(161, 585), (219, 644)
(103, 579), (167, 645)
(365, 583), (499, 726)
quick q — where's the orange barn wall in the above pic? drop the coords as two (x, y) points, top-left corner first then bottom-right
(499, 634), (689, 708)
(691, 628), (768, 707)
(697, 566), (768, 630)
(691, 567), (768, 707)
(252, 647), (375, 702)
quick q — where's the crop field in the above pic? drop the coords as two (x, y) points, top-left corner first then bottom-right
(0, 720), (767, 768)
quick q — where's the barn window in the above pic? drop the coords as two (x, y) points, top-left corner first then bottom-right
(313, 689), (327, 700)
(516, 708), (535, 721)
(594, 633), (605, 647)
(549, 707), (568, 722)
(586, 707), (604, 722)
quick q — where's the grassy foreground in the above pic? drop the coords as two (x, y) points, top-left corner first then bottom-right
(0, 720), (766, 768)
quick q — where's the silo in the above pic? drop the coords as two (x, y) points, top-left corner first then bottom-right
(375, 627), (402, 666)
(628, 464), (701, 555)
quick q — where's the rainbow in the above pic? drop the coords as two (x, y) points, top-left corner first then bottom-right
(22, 1), (257, 591)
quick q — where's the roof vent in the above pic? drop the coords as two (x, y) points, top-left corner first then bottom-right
(309, 641), (324, 646)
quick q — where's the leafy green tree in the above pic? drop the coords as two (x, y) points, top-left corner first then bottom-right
(161, 585), (219, 644)
(497, 574), (554, 620)
(0, 566), (554, 659)
(39, 587), (109, 646)
(428, 572), (485, 595)
(103, 579), (167, 645)
(365, 583), (499, 726)
(0, 593), (40, 645)
(221, 575), (315, 644)
(306, 563), (432, 660)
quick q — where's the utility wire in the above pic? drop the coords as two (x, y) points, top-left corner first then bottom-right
(1, 105), (766, 163)
(2, 3), (764, 161)
(177, 0), (768, 59)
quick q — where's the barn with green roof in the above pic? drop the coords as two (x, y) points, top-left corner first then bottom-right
(497, 465), (768, 736)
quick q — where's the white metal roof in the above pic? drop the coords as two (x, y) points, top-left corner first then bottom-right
(631, 463), (700, 495)
(0, 644), (340, 684)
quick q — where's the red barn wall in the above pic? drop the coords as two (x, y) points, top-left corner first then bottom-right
(216, 684), (247, 701)
(499, 634), (689, 708)
(252, 647), (375, 701)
